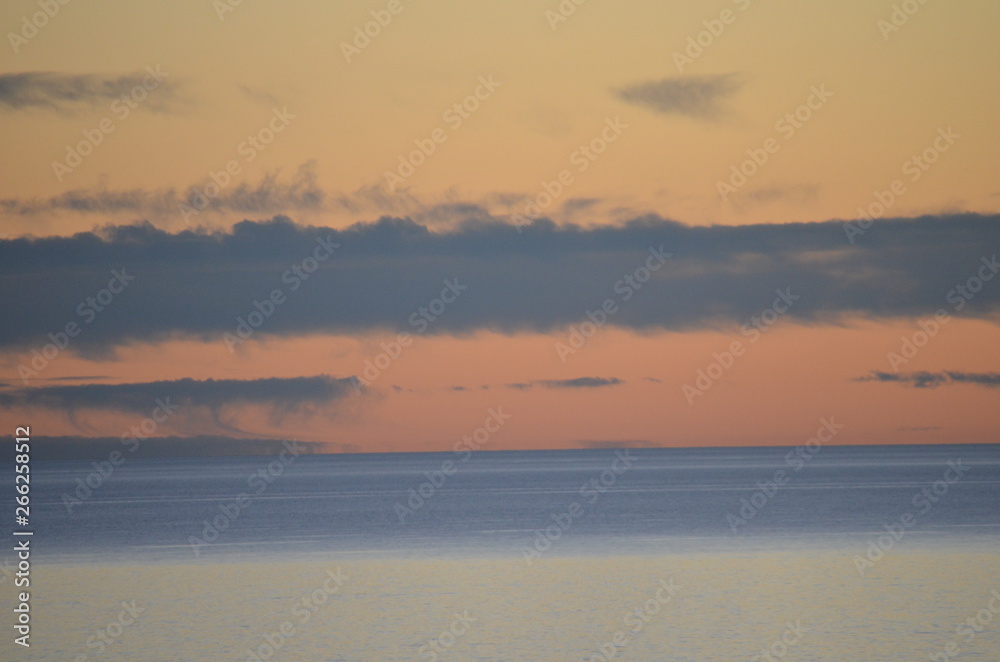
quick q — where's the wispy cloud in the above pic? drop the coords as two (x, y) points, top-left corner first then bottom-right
(736, 184), (821, 208)
(0, 173), (621, 231)
(0, 161), (323, 218)
(856, 371), (1000, 389)
(505, 377), (624, 390)
(0, 375), (358, 413)
(614, 74), (743, 119)
(537, 377), (624, 389)
(237, 83), (281, 107)
(0, 70), (179, 113)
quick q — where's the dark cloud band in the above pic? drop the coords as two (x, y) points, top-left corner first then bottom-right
(1, 213), (998, 352)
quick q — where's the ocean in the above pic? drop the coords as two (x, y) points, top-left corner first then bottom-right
(3, 444), (999, 660)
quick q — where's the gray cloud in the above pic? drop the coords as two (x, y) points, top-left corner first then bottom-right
(537, 377), (624, 389)
(737, 184), (821, 207)
(0, 70), (178, 113)
(0, 375), (357, 413)
(0, 214), (998, 352)
(504, 377), (624, 390)
(614, 74), (742, 119)
(561, 198), (602, 216)
(0, 161), (323, 218)
(857, 371), (1000, 389)
(237, 83), (281, 107)
(0, 172), (610, 232)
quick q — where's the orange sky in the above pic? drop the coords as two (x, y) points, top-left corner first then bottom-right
(1, 0), (998, 453)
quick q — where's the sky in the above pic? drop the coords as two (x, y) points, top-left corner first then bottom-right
(1, 0), (998, 456)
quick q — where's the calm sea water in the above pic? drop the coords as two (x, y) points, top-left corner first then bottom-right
(3, 444), (999, 660)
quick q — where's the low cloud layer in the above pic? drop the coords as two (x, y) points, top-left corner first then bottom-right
(0, 435), (337, 461)
(858, 371), (1000, 389)
(1, 214), (998, 353)
(614, 74), (742, 119)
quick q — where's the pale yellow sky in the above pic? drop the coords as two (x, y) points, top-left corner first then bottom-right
(2, 0), (998, 233)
